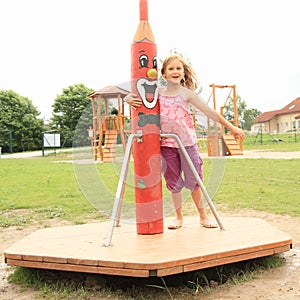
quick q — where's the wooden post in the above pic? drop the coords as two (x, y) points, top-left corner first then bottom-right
(91, 97), (98, 160)
(97, 96), (103, 161)
(209, 84), (243, 155)
(208, 84), (220, 156)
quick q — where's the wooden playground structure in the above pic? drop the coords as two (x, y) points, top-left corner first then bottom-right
(206, 84), (243, 156)
(88, 86), (130, 162)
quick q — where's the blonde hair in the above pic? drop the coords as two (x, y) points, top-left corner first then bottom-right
(161, 54), (199, 91)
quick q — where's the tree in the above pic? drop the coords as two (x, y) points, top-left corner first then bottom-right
(224, 95), (261, 130)
(243, 108), (261, 130)
(223, 94), (247, 128)
(50, 84), (94, 147)
(0, 90), (44, 152)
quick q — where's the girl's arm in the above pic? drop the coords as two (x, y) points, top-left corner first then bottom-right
(184, 88), (245, 140)
(124, 93), (142, 110)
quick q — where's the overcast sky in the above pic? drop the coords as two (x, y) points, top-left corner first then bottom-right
(1, 0), (299, 120)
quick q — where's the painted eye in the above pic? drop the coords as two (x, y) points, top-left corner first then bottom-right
(139, 54), (149, 68)
(152, 56), (157, 69)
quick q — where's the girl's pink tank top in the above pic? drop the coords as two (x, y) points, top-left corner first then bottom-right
(159, 93), (197, 148)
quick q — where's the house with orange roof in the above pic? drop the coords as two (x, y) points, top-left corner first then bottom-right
(252, 97), (300, 133)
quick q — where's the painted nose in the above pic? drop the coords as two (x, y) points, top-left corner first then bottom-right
(147, 68), (157, 79)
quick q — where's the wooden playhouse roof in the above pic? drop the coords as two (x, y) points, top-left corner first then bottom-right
(88, 85), (131, 99)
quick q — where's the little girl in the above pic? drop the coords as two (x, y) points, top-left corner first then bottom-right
(126, 53), (245, 229)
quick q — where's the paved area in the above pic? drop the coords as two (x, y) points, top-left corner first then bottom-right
(0, 149), (69, 159)
(1, 149), (300, 159)
(199, 149), (300, 159)
(227, 149), (300, 159)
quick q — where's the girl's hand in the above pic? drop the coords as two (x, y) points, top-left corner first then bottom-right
(231, 127), (245, 141)
(124, 93), (142, 110)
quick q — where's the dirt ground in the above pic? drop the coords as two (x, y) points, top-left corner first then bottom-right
(204, 210), (300, 300)
(1, 150), (300, 299)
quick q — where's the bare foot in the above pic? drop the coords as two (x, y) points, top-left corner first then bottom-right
(200, 219), (218, 228)
(168, 219), (183, 230)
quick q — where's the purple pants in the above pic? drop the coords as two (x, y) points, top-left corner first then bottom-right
(161, 144), (203, 192)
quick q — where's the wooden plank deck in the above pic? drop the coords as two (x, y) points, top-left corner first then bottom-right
(4, 217), (292, 277)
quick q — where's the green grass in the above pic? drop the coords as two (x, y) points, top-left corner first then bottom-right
(243, 132), (300, 151)
(0, 158), (82, 209)
(214, 158), (300, 216)
(1, 144), (300, 226)
(0, 157), (105, 226)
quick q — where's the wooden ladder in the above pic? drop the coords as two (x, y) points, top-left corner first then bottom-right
(222, 133), (243, 156)
(103, 130), (118, 162)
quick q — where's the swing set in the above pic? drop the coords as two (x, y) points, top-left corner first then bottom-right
(205, 84), (243, 156)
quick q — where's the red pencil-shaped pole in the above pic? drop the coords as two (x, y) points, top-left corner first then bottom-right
(131, 0), (163, 234)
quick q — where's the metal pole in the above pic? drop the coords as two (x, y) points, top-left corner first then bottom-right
(104, 132), (225, 247)
(54, 134), (56, 157)
(161, 133), (225, 230)
(9, 130), (12, 153)
(42, 133), (44, 157)
(103, 133), (141, 247)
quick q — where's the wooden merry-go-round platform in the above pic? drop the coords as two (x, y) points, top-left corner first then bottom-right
(4, 216), (292, 278)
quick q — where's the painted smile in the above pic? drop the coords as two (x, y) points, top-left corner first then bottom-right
(136, 78), (158, 109)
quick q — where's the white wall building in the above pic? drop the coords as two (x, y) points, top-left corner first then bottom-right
(252, 98), (300, 133)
